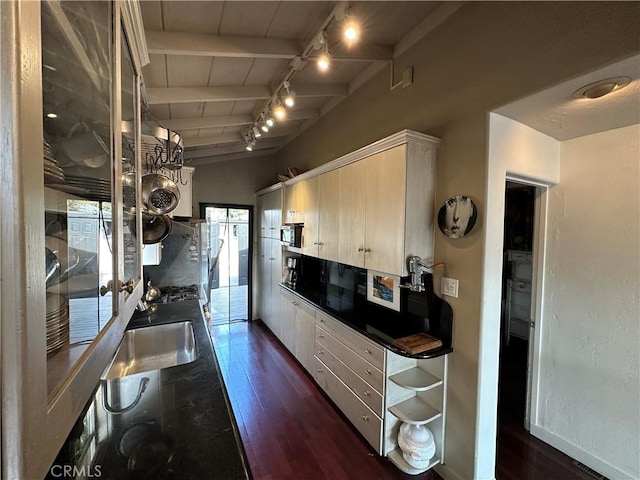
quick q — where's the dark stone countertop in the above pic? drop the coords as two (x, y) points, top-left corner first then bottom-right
(280, 283), (453, 359)
(48, 300), (251, 480)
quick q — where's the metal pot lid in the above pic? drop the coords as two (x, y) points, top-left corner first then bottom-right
(131, 213), (172, 245)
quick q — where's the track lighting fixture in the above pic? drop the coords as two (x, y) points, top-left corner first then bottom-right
(281, 80), (296, 108)
(343, 19), (358, 42)
(265, 112), (275, 128)
(241, 3), (364, 154)
(244, 133), (256, 151)
(273, 100), (287, 120)
(315, 31), (331, 72)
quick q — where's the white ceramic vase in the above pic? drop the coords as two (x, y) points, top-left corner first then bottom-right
(397, 422), (436, 470)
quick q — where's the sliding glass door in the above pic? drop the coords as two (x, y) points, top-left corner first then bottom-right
(202, 204), (252, 325)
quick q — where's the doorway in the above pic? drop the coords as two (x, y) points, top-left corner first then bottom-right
(201, 204), (252, 325)
(498, 182), (536, 427)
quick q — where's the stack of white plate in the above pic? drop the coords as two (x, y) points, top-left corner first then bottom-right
(44, 140), (65, 185)
(46, 293), (69, 355)
(65, 175), (111, 202)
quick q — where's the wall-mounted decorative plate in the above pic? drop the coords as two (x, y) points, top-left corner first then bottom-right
(437, 195), (477, 238)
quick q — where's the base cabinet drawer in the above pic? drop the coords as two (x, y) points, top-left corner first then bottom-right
(314, 357), (382, 453)
(316, 312), (384, 369)
(316, 325), (384, 392)
(315, 341), (384, 416)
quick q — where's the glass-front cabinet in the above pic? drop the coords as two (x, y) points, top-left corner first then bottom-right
(1, 1), (148, 478)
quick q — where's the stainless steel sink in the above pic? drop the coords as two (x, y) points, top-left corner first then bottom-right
(102, 321), (198, 379)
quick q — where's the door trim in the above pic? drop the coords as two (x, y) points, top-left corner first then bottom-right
(504, 176), (548, 430)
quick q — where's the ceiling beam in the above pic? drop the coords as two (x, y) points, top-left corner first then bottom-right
(147, 85), (347, 105)
(182, 127), (298, 148)
(290, 84), (348, 97)
(185, 138), (284, 161)
(161, 114), (253, 131)
(146, 30), (305, 59)
(147, 86), (272, 104)
(160, 110), (319, 132)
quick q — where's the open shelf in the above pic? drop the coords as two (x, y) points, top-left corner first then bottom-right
(389, 367), (442, 391)
(387, 448), (440, 475)
(388, 396), (441, 424)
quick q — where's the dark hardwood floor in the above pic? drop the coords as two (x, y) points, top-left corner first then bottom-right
(210, 321), (600, 480)
(210, 320), (442, 480)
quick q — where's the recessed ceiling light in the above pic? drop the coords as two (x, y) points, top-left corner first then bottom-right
(572, 76), (631, 99)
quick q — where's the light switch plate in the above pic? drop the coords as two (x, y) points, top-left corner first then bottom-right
(441, 277), (459, 298)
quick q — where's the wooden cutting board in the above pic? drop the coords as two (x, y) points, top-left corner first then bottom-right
(393, 333), (443, 355)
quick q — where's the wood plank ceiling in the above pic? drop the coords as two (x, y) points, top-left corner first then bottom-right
(139, 1), (455, 164)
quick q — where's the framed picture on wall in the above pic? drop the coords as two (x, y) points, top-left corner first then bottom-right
(367, 270), (401, 312)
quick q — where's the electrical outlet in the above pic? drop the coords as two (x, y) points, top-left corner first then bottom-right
(441, 277), (459, 298)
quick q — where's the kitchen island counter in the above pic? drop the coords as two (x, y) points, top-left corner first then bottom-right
(48, 300), (250, 480)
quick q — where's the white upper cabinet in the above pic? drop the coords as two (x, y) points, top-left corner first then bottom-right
(339, 160), (368, 268)
(1, 2), (148, 478)
(300, 176), (319, 256)
(362, 146), (407, 274)
(318, 168), (341, 262)
(283, 131), (439, 276)
(283, 181), (305, 224)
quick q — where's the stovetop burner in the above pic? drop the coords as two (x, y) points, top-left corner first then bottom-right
(159, 284), (199, 303)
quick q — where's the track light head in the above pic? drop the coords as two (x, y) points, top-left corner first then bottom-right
(273, 100), (287, 120)
(317, 51), (330, 72)
(281, 80), (296, 108)
(316, 31), (331, 71)
(265, 111), (275, 127)
(343, 19), (358, 42)
(252, 126), (262, 138)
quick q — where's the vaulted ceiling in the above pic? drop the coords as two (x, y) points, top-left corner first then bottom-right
(139, 1), (461, 164)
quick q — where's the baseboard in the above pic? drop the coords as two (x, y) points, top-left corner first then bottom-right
(529, 424), (634, 480)
(434, 463), (468, 480)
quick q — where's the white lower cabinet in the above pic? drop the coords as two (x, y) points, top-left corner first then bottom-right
(313, 310), (386, 454)
(279, 288), (316, 373)
(384, 350), (448, 474)
(273, 293), (448, 474)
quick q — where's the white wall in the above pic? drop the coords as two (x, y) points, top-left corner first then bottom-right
(484, 114), (560, 479)
(532, 124), (640, 480)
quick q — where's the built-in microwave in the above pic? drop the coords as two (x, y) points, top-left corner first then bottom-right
(280, 224), (304, 247)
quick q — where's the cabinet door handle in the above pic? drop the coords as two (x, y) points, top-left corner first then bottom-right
(365, 369), (372, 375)
(318, 318), (324, 323)
(318, 349), (324, 355)
(362, 415), (369, 422)
(357, 247), (364, 252)
(318, 334), (324, 339)
(363, 390), (370, 396)
(317, 368), (323, 373)
(364, 349), (372, 355)
(364, 248), (371, 253)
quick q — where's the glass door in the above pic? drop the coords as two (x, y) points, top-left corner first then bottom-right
(42, 0), (115, 398)
(203, 205), (252, 325)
